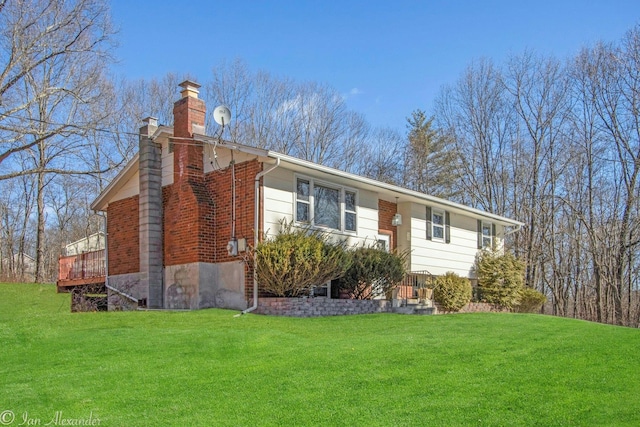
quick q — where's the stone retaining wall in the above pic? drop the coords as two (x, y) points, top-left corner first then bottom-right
(256, 297), (391, 317)
(435, 301), (505, 314)
(255, 298), (504, 317)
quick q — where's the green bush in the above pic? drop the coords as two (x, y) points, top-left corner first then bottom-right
(254, 222), (350, 297)
(433, 272), (472, 311)
(337, 247), (407, 300)
(476, 249), (524, 309)
(513, 287), (546, 313)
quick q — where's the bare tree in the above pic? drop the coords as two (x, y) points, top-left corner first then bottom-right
(0, 0), (118, 281)
(432, 26), (640, 327)
(582, 29), (640, 325)
(355, 127), (404, 185)
(503, 51), (571, 310)
(434, 59), (516, 216)
(206, 59), (369, 172)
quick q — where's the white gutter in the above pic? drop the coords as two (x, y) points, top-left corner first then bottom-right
(240, 158), (281, 315)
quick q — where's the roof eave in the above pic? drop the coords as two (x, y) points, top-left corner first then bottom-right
(264, 150), (524, 227)
(90, 154), (139, 212)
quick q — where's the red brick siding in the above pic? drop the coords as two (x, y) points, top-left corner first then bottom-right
(107, 196), (139, 275)
(205, 159), (261, 303)
(378, 199), (397, 250)
(205, 159), (260, 263)
(162, 158), (261, 303)
(163, 90), (210, 266)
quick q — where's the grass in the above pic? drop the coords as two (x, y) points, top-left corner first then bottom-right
(1, 283), (639, 426)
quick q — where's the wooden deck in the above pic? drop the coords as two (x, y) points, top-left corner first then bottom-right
(57, 249), (106, 292)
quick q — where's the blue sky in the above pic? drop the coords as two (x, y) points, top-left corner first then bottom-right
(110, 0), (639, 132)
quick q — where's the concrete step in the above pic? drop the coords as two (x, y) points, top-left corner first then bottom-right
(413, 307), (436, 315)
(392, 305), (436, 315)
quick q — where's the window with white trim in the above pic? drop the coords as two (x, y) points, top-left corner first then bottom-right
(295, 177), (357, 233)
(296, 179), (310, 222)
(481, 221), (493, 248)
(426, 206), (450, 243)
(432, 209), (445, 240)
(344, 190), (357, 232)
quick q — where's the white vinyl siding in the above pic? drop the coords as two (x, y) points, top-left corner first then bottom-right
(161, 136), (174, 186)
(261, 167), (506, 280)
(111, 170), (139, 202)
(399, 203), (499, 278)
(261, 168), (378, 246)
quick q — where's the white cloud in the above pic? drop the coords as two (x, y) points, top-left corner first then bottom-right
(341, 87), (364, 101)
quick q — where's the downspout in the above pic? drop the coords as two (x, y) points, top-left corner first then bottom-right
(504, 223), (522, 236)
(97, 211), (108, 292)
(240, 157), (280, 315)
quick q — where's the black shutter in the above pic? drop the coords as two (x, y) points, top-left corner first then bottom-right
(426, 206), (432, 240)
(477, 219), (482, 249)
(445, 211), (451, 244)
(492, 223), (496, 248)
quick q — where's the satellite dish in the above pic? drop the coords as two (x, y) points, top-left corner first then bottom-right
(213, 105), (231, 126)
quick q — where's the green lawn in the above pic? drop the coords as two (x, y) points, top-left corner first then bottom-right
(1, 283), (639, 426)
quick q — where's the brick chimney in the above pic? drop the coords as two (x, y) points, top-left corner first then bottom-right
(163, 80), (211, 278)
(173, 80), (206, 185)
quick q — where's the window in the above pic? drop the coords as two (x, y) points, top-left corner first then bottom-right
(295, 177), (357, 233)
(345, 191), (357, 232)
(377, 234), (390, 252)
(296, 179), (310, 222)
(426, 206), (450, 243)
(432, 209), (445, 240)
(482, 221), (493, 248)
(314, 184), (340, 229)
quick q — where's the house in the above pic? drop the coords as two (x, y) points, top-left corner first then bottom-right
(90, 80), (523, 312)
(57, 232), (106, 292)
(64, 232), (105, 256)
(1, 252), (36, 282)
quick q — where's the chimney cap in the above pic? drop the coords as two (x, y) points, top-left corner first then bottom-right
(179, 80), (201, 99)
(142, 116), (158, 127)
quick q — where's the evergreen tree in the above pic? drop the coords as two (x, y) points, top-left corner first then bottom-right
(404, 110), (459, 198)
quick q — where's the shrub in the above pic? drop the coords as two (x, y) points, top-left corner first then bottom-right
(513, 287), (546, 313)
(337, 247), (407, 300)
(476, 249), (524, 309)
(433, 272), (472, 311)
(254, 222), (350, 297)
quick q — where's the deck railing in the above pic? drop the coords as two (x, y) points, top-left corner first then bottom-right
(58, 249), (106, 283)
